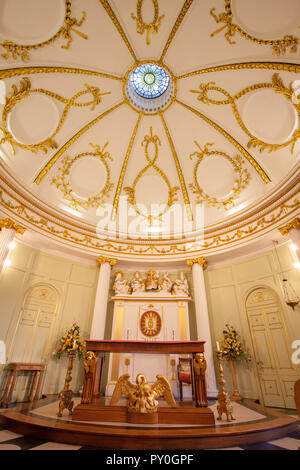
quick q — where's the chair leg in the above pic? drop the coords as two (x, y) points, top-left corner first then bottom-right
(179, 382), (183, 401)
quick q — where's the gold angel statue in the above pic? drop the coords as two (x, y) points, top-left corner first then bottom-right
(110, 373), (176, 413)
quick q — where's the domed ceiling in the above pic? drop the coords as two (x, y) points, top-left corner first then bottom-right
(0, 0), (299, 261)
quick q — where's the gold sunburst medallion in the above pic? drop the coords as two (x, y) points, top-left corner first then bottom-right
(140, 311), (162, 337)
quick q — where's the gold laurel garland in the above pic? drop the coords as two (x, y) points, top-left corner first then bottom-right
(51, 143), (113, 210)
(124, 127), (179, 224)
(210, 0), (299, 55)
(0, 1), (87, 62)
(0, 77), (110, 155)
(189, 142), (251, 209)
(131, 0), (165, 45)
(0, 183), (298, 254)
(190, 73), (300, 153)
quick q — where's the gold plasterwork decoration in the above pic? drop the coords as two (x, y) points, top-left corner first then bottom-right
(131, 0), (165, 45)
(189, 142), (251, 210)
(190, 73), (300, 154)
(187, 257), (207, 269)
(160, 114), (193, 221)
(99, 0), (137, 61)
(210, 0), (299, 56)
(124, 127), (179, 224)
(0, 217), (26, 234)
(0, 78), (110, 155)
(97, 256), (117, 266)
(34, 102), (124, 185)
(51, 143), (113, 210)
(178, 62), (300, 79)
(112, 113), (142, 221)
(278, 217), (300, 236)
(0, 1), (87, 62)
(160, 0), (194, 61)
(176, 99), (270, 184)
(110, 373), (176, 413)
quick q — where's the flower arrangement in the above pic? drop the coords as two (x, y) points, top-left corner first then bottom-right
(219, 324), (250, 361)
(53, 322), (86, 359)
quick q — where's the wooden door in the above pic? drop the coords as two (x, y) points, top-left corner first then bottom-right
(246, 288), (298, 408)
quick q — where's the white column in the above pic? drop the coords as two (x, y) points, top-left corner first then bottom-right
(0, 218), (25, 272)
(90, 256), (117, 340)
(279, 217), (300, 262)
(187, 257), (218, 397)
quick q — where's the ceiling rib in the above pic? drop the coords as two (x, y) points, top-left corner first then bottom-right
(111, 112), (143, 221)
(176, 99), (271, 184)
(34, 101), (125, 184)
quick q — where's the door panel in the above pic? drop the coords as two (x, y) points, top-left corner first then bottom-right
(246, 288), (298, 409)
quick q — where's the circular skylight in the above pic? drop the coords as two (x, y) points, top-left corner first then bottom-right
(130, 63), (170, 99)
(125, 63), (175, 114)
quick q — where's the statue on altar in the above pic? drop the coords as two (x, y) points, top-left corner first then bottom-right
(113, 271), (130, 295)
(193, 353), (208, 407)
(110, 373), (176, 414)
(144, 269), (160, 291)
(172, 272), (189, 296)
(130, 271), (145, 293)
(159, 272), (173, 294)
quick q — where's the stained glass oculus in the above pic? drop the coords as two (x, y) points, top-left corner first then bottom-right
(130, 64), (170, 99)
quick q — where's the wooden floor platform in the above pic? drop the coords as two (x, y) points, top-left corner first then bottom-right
(0, 396), (298, 450)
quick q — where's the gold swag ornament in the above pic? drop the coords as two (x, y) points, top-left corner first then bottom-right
(110, 373), (176, 414)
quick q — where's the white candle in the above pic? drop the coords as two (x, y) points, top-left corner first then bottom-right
(73, 340), (76, 349)
(216, 341), (220, 351)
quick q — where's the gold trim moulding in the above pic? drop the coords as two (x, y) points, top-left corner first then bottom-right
(0, 217), (26, 234)
(97, 256), (117, 267)
(186, 257), (207, 270)
(278, 217), (300, 236)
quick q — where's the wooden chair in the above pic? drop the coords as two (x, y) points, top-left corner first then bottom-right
(177, 357), (194, 401)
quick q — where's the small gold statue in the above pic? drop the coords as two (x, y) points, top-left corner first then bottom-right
(81, 351), (98, 404)
(217, 391), (235, 422)
(110, 373), (176, 413)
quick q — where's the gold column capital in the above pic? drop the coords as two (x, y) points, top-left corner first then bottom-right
(186, 257), (207, 270)
(0, 217), (26, 235)
(96, 256), (117, 267)
(278, 217), (300, 236)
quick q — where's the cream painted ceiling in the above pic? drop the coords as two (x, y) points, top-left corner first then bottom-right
(0, 0), (299, 256)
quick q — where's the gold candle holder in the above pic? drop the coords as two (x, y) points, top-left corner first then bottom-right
(216, 350), (235, 422)
(170, 358), (176, 380)
(57, 349), (76, 417)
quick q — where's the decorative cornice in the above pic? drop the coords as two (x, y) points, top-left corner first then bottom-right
(278, 217), (300, 236)
(186, 257), (207, 270)
(0, 218), (26, 234)
(97, 256), (117, 267)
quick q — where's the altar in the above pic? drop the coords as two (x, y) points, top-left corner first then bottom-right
(106, 269), (192, 397)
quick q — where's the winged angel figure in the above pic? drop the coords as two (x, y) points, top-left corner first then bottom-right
(110, 373), (176, 413)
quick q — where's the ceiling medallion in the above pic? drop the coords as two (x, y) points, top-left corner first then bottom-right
(124, 62), (175, 114)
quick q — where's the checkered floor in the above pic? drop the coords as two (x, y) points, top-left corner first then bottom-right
(0, 421), (299, 450)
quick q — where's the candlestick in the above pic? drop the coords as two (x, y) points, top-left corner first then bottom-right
(216, 350), (235, 422)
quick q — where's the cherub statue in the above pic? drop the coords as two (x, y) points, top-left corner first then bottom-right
(144, 269), (160, 291)
(172, 272), (189, 296)
(217, 392), (235, 422)
(113, 271), (130, 295)
(159, 272), (172, 293)
(110, 373), (176, 414)
(130, 271), (145, 293)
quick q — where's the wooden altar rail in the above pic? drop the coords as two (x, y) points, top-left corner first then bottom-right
(83, 340), (207, 408)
